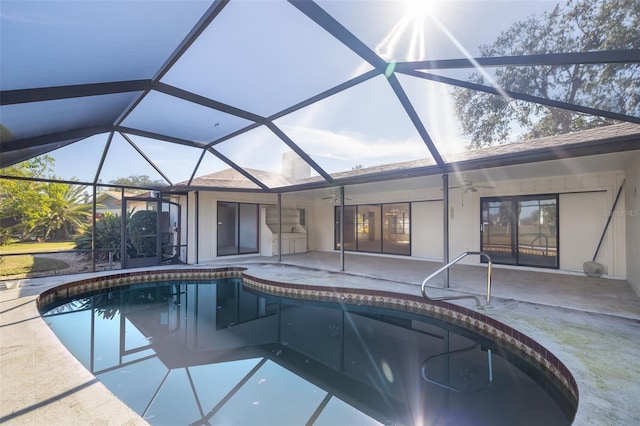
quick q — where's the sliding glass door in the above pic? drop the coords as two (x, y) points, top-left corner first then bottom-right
(217, 202), (258, 256)
(335, 203), (411, 256)
(481, 195), (558, 268)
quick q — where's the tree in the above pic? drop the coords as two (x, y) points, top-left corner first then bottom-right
(453, 0), (640, 149)
(33, 182), (93, 240)
(0, 156), (93, 242)
(109, 175), (165, 189)
(0, 156), (54, 242)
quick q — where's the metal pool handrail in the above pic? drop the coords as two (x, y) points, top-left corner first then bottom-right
(421, 251), (492, 308)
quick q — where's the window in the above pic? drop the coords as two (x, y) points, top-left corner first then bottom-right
(481, 195), (558, 268)
(298, 208), (306, 227)
(335, 202), (411, 256)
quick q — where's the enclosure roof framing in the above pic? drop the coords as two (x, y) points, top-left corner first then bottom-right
(1, 0), (638, 191)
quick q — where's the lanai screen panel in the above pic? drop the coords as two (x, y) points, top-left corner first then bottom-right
(125, 134), (208, 185)
(316, 0), (553, 62)
(426, 65), (640, 119)
(1, 0), (639, 191)
(121, 91), (255, 144)
(1, 93), (141, 141)
(161, 0), (372, 118)
(98, 133), (170, 186)
(0, 1), (212, 90)
(275, 75), (435, 175)
(212, 125), (321, 189)
(18, 134), (110, 184)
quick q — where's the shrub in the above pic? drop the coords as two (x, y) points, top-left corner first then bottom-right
(74, 213), (122, 261)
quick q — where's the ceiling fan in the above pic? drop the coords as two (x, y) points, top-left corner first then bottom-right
(321, 190), (352, 204)
(445, 179), (495, 206)
(449, 180), (495, 194)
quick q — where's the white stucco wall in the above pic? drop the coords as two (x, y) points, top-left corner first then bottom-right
(625, 152), (640, 295)
(186, 191), (315, 262)
(306, 170), (628, 279)
(185, 168), (631, 280)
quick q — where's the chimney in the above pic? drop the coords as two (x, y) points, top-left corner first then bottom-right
(281, 151), (311, 181)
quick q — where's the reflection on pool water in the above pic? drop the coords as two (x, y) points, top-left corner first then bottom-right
(41, 278), (573, 425)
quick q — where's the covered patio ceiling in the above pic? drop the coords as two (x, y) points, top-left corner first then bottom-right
(1, 0), (639, 194)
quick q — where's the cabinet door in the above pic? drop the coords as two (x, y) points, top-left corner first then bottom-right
(272, 240), (279, 256)
(294, 238), (306, 253)
(279, 237), (290, 255)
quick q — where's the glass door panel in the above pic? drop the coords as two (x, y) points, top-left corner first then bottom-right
(217, 202), (238, 256)
(335, 206), (356, 251)
(357, 205), (381, 253)
(238, 203), (258, 254)
(382, 203), (410, 255)
(481, 199), (517, 265)
(518, 197), (558, 268)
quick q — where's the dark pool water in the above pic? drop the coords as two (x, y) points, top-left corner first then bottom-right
(41, 278), (572, 426)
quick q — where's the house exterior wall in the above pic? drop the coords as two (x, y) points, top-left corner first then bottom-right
(186, 191), (311, 263)
(308, 170), (628, 279)
(186, 192), (197, 264)
(95, 196), (121, 216)
(625, 152), (640, 295)
(185, 169), (630, 280)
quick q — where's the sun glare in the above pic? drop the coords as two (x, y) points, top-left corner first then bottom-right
(376, 1), (436, 61)
(403, 0), (435, 19)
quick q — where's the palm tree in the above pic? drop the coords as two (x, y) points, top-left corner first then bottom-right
(34, 181), (93, 240)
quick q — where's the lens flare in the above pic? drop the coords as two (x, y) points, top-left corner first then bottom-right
(381, 358), (394, 383)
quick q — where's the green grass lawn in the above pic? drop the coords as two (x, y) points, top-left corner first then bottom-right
(0, 255), (69, 278)
(0, 241), (75, 279)
(0, 241), (75, 254)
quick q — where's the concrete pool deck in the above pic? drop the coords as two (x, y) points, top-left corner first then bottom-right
(1, 251), (639, 425)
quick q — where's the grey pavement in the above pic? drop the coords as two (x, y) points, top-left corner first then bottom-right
(1, 251), (639, 425)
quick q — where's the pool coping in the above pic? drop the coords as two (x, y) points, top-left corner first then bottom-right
(34, 267), (579, 422)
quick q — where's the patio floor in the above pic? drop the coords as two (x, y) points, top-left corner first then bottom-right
(1, 251), (639, 425)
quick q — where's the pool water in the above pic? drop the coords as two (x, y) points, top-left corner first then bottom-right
(41, 278), (573, 425)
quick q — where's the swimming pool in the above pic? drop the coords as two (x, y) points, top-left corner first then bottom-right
(38, 269), (577, 425)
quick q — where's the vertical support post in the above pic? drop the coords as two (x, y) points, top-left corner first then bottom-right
(185, 193), (189, 264)
(120, 187), (126, 269)
(278, 193), (282, 263)
(195, 191), (199, 264)
(91, 184), (97, 272)
(443, 174), (450, 288)
(156, 195), (162, 266)
(340, 186), (345, 272)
